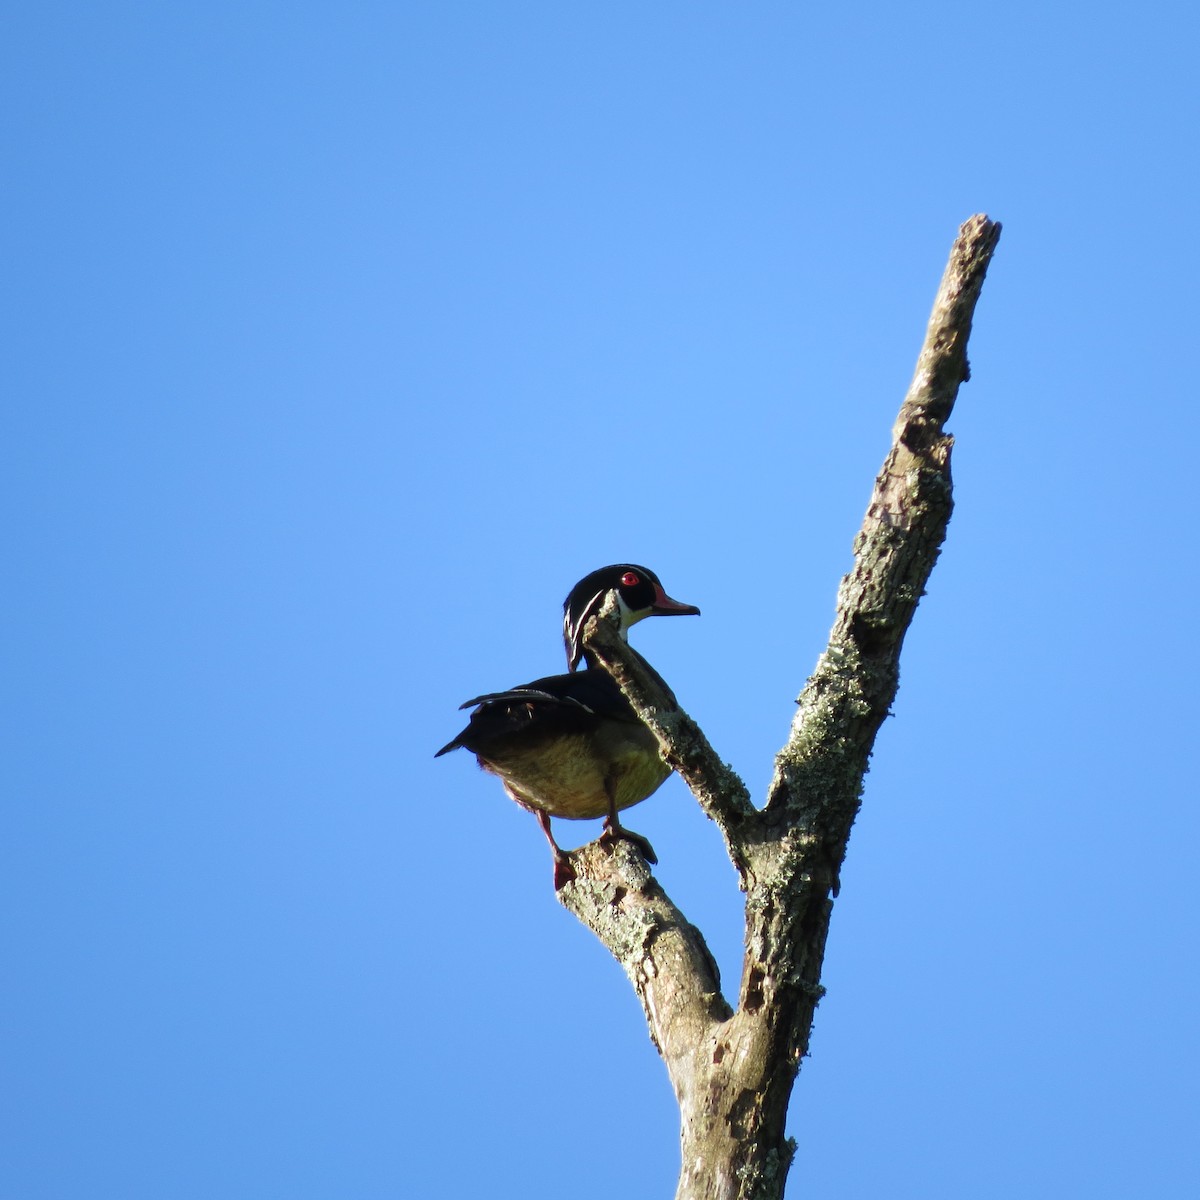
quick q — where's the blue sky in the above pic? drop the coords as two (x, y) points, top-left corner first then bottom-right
(4, 3), (1198, 1197)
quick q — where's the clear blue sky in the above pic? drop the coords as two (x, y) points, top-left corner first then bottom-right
(4, 3), (1198, 1197)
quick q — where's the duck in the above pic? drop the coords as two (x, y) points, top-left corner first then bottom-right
(435, 564), (700, 888)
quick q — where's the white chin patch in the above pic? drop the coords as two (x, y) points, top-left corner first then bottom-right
(616, 592), (649, 636)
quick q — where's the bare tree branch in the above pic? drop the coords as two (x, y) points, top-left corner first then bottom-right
(766, 214), (1002, 878)
(559, 838), (732, 1063)
(582, 596), (756, 872)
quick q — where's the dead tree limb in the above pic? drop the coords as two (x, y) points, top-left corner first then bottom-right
(559, 214), (1001, 1200)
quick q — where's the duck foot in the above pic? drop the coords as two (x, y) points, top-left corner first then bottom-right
(552, 853), (577, 890)
(531, 809), (578, 890)
(599, 821), (658, 866)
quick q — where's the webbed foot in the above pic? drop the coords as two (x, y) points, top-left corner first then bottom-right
(552, 853), (577, 890)
(599, 820), (658, 865)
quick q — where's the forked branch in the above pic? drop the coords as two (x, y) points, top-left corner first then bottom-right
(560, 214), (1001, 1200)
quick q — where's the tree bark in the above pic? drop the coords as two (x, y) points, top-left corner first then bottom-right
(559, 214), (1001, 1200)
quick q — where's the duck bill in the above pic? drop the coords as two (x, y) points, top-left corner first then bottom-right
(650, 585), (701, 617)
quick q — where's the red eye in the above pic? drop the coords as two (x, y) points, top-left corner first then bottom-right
(621, 571), (639, 587)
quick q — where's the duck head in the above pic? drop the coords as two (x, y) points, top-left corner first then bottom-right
(562, 564), (700, 671)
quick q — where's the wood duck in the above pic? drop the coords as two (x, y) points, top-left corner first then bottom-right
(435, 564), (700, 888)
